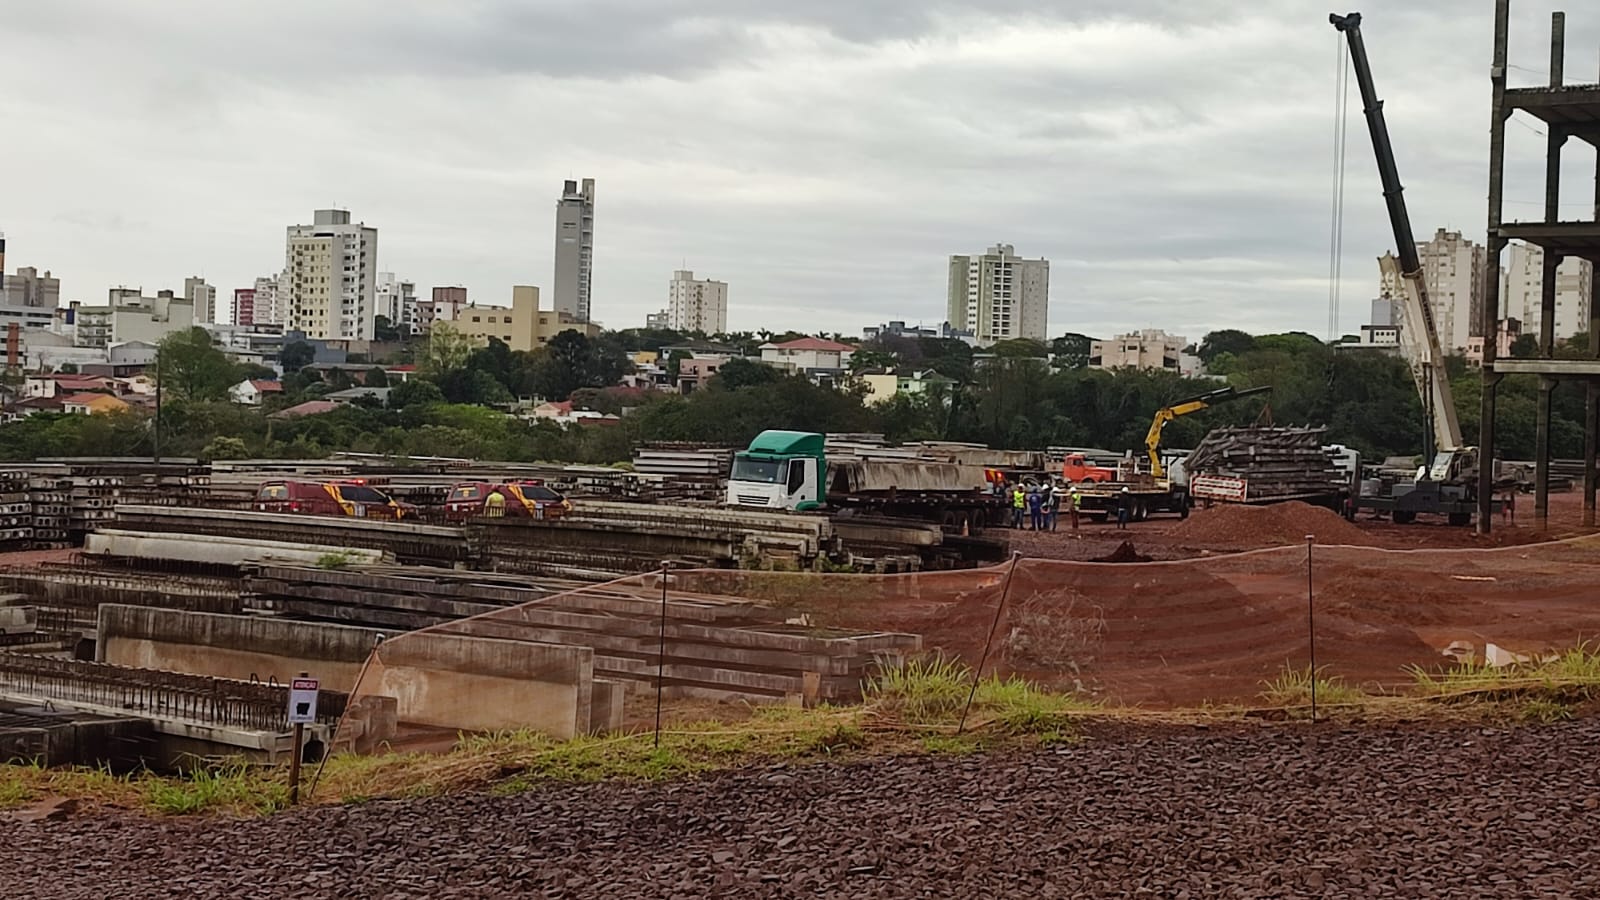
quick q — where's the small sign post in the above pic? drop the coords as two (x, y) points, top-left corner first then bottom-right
(287, 674), (319, 804)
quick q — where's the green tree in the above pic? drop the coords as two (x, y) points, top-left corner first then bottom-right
(157, 327), (241, 403)
(421, 322), (474, 377)
(373, 315), (403, 343)
(364, 367), (390, 388)
(280, 341), (316, 373)
(1198, 329), (1257, 362)
(388, 379), (445, 410)
(1049, 333), (1096, 369)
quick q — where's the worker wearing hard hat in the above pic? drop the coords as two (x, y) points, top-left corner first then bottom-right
(1116, 486), (1131, 530)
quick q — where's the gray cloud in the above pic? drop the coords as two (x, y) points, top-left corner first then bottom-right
(2, 1), (1597, 340)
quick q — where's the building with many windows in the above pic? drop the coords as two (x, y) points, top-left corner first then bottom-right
(1502, 242), (1592, 344)
(553, 178), (596, 322)
(283, 209), (378, 340)
(184, 276), (217, 324)
(376, 272), (418, 333)
(667, 270), (728, 334)
(946, 244), (1049, 345)
(1378, 228), (1489, 352)
(1089, 330), (1188, 372)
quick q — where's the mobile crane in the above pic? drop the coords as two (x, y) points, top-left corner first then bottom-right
(1331, 12), (1494, 526)
(1145, 385), (1272, 479)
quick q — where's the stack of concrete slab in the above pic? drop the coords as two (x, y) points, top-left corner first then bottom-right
(483, 501), (838, 574)
(242, 564), (919, 704)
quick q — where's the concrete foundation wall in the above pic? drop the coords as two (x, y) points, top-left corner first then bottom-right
(97, 606), (597, 738)
(370, 635), (593, 737)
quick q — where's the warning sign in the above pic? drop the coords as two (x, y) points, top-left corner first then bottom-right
(287, 677), (320, 725)
(1191, 474), (1249, 503)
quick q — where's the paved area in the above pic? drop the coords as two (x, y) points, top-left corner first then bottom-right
(2, 719), (1597, 898)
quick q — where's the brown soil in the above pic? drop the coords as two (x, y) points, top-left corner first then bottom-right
(1092, 540), (1152, 563)
(1167, 500), (1375, 548)
(780, 489), (1600, 708)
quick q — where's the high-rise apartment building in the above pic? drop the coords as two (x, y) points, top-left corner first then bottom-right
(232, 288), (257, 327)
(553, 178), (596, 322)
(283, 209), (378, 340)
(376, 272), (418, 334)
(1378, 228), (1488, 352)
(667, 270), (728, 334)
(1, 266), (61, 309)
(946, 244), (1049, 345)
(1502, 242), (1593, 343)
(184, 276), (217, 324)
(248, 275), (284, 327)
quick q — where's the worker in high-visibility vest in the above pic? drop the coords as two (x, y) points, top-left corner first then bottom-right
(484, 488), (507, 518)
(1011, 485), (1026, 529)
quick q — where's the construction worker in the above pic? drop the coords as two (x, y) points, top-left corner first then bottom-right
(1116, 487), (1131, 530)
(484, 487), (507, 518)
(1011, 484), (1026, 529)
(1069, 489), (1081, 532)
(1027, 485), (1045, 531)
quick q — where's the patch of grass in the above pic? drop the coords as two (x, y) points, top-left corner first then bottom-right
(315, 551), (359, 570)
(1520, 698), (1574, 724)
(1408, 643), (1600, 701)
(919, 734), (986, 755)
(142, 763), (289, 816)
(1260, 665), (1368, 709)
(867, 657), (1094, 734)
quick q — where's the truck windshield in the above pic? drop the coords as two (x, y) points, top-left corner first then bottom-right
(731, 457), (783, 484)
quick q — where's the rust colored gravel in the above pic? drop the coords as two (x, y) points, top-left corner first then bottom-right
(2, 719), (1598, 897)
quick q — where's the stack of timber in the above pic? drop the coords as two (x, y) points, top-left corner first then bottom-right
(243, 565), (920, 703)
(1185, 426), (1347, 502)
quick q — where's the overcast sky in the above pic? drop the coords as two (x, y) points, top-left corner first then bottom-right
(3, 1), (1598, 341)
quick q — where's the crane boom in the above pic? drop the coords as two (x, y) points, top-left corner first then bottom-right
(1331, 12), (1464, 459)
(1145, 385), (1272, 478)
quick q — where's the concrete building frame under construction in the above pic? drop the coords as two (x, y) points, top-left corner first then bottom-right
(1479, 2), (1600, 531)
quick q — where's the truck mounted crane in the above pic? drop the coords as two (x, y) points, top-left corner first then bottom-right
(1331, 11), (1492, 525)
(1145, 385), (1273, 479)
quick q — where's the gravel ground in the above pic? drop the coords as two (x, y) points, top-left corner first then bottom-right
(4, 719), (1598, 898)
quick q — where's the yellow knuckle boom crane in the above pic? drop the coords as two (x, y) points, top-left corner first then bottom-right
(1145, 385), (1272, 478)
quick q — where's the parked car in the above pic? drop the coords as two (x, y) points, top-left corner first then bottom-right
(443, 480), (573, 523)
(254, 479), (414, 520)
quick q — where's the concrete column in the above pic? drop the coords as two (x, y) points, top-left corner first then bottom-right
(1585, 381), (1597, 528)
(1477, 0), (1511, 534)
(1536, 376), (1554, 529)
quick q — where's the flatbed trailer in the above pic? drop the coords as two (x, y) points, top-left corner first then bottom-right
(827, 490), (1010, 533)
(1070, 481), (1189, 522)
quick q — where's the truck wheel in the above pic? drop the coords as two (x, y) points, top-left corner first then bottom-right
(1447, 512), (1471, 527)
(1393, 511), (1416, 525)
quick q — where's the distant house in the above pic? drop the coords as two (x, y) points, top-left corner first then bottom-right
(269, 400), (339, 419)
(759, 338), (855, 374)
(229, 379), (284, 406)
(526, 400), (613, 426)
(60, 392), (129, 416)
(384, 364), (417, 383)
(325, 386), (391, 406)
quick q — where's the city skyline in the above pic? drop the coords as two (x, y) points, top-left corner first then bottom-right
(2, 3), (1598, 341)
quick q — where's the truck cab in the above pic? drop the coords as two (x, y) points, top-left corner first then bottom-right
(726, 430), (825, 511)
(1061, 453), (1117, 483)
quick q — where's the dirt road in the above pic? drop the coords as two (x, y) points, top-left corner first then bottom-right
(3, 719), (1596, 897)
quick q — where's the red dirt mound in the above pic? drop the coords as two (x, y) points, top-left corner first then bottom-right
(1093, 541), (1153, 563)
(1170, 501), (1375, 548)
